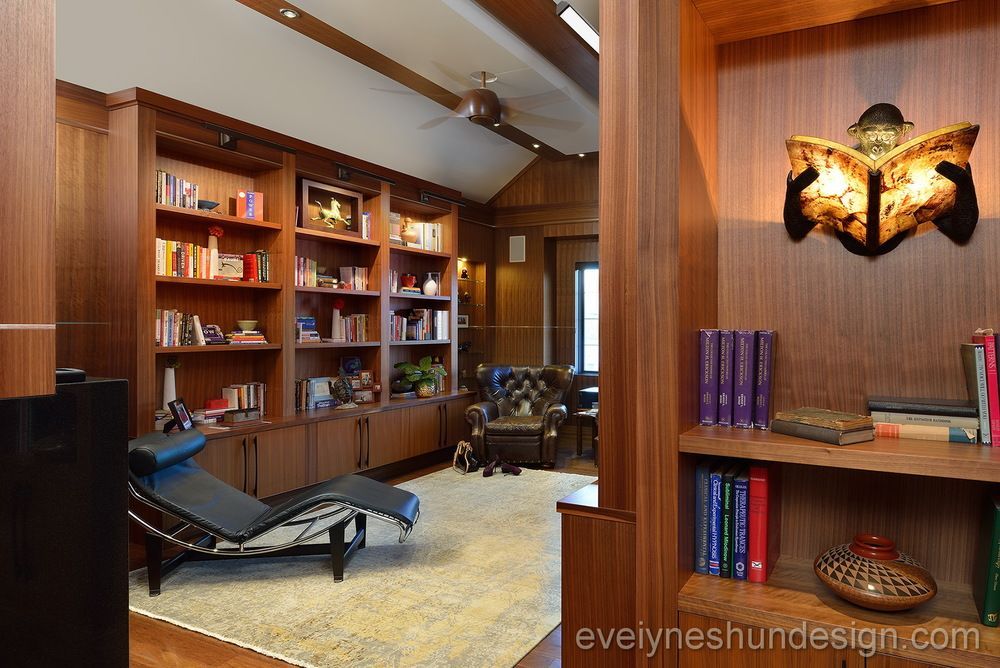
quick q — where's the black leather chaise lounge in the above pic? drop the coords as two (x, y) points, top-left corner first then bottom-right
(128, 429), (420, 595)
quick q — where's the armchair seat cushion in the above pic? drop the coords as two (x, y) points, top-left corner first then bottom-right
(485, 415), (544, 435)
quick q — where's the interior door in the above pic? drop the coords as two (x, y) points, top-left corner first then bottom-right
(364, 409), (409, 468)
(316, 416), (363, 480)
(253, 425), (309, 498)
(194, 434), (249, 493)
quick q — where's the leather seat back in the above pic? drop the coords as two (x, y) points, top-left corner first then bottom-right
(475, 364), (575, 416)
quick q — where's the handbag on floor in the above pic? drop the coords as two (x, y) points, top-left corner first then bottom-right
(452, 440), (480, 474)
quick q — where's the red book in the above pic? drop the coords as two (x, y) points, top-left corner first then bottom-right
(242, 253), (259, 282)
(973, 331), (1000, 442)
(748, 464), (781, 583)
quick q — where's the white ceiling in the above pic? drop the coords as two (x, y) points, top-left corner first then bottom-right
(55, 0), (599, 202)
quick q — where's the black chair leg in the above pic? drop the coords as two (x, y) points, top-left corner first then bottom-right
(145, 532), (162, 596)
(330, 522), (346, 582)
(355, 513), (367, 549)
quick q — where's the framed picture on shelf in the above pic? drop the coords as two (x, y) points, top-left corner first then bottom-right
(401, 217), (424, 248)
(355, 389), (375, 404)
(341, 356), (362, 375)
(299, 179), (363, 237)
(457, 314), (470, 329)
(349, 377), (362, 390)
(359, 370), (374, 388)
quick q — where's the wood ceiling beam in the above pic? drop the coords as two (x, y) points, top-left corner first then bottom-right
(235, 0), (570, 160)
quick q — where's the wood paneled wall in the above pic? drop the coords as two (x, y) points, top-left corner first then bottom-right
(717, 0), (1000, 417)
(0, 0), (55, 398)
(491, 156), (598, 209)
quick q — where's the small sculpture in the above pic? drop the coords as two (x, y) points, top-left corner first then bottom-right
(311, 198), (350, 229)
(332, 368), (357, 410)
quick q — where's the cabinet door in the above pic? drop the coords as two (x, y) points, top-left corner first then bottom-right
(444, 397), (473, 448)
(365, 410), (409, 468)
(194, 434), (249, 493)
(408, 402), (444, 456)
(316, 416), (363, 480)
(253, 426), (309, 498)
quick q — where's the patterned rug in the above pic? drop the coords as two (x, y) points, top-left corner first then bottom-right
(129, 468), (595, 667)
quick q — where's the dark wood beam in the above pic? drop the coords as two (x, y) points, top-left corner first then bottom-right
(471, 0), (599, 99)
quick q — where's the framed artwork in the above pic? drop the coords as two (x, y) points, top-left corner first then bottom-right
(457, 314), (470, 329)
(355, 389), (374, 404)
(341, 356), (362, 375)
(299, 179), (363, 236)
(166, 398), (193, 432)
(400, 217), (424, 247)
(359, 370), (374, 388)
(349, 377), (362, 390)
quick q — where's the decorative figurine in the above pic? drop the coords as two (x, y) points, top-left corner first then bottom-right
(332, 368), (357, 410)
(311, 197), (350, 229)
(460, 267), (470, 280)
(207, 226), (223, 280)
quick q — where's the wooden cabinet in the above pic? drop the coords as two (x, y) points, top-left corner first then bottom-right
(316, 417), (363, 480)
(408, 402), (445, 456)
(365, 410), (408, 468)
(253, 426), (309, 498)
(195, 434), (249, 493)
(444, 397), (472, 447)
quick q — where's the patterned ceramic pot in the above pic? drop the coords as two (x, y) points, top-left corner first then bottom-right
(415, 379), (436, 398)
(814, 534), (936, 612)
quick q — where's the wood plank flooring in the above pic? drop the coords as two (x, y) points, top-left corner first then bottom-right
(128, 432), (595, 667)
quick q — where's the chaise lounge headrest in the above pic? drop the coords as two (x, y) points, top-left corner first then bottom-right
(128, 429), (206, 476)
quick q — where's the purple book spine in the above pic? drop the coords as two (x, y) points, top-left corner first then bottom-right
(753, 330), (775, 429)
(699, 329), (720, 425)
(718, 330), (734, 426)
(733, 330), (756, 428)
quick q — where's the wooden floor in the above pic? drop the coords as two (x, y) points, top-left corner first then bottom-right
(128, 431), (595, 667)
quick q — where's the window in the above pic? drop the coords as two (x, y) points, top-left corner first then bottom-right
(576, 263), (599, 373)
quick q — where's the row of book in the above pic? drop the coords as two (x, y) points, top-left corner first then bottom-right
(223, 382), (266, 414)
(389, 213), (444, 252)
(294, 257), (370, 290)
(293, 376), (375, 411)
(155, 170), (199, 209)
(295, 313), (369, 343)
(155, 238), (271, 282)
(389, 309), (449, 342)
(961, 328), (1000, 445)
(699, 330), (775, 429)
(695, 460), (780, 583)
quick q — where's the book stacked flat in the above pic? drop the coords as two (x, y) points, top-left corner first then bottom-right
(295, 315), (320, 343)
(771, 407), (874, 445)
(868, 396), (978, 444)
(694, 460), (780, 583)
(227, 330), (268, 345)
(699, 329), (775, 429)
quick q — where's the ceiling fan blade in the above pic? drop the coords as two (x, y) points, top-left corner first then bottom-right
(418, 115), (458, 130)
(504, 110), (583, 132)
(503, 88), (571, 113)
(370, 87), (420, 97)
(430, 60), (476, 89)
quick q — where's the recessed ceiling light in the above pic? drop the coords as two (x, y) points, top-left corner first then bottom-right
(279, 8), (299, 19)
(557, 2), (599, 53)
(578, 153), (585, 157)
(532, 143), (540, 149)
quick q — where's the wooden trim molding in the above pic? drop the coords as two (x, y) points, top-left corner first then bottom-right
(493, 201), (598, 227)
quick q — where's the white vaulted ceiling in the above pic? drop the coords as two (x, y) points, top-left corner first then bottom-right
(55, 0), (598, 202)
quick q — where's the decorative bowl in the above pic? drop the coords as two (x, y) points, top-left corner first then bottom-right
(236, 320), (258, 332)
(814, 534), (936, 611)
(197, 199), (220, 211)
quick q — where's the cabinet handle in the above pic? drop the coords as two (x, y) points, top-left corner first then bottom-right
(241, 437), (248, 493)
(365, 416), (371, 467)
(356, 418), (363, 469)
(252, 435), (259, 497)
(12, 486), (28, 579)
(442, 404), (448, 448)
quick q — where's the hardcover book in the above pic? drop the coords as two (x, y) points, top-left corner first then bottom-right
(869, 410), (980, 432)
(773, 407), (873, 431)
(748, 464), (781, 583)
(694, 460), (712, 575)
(786, 122), (979, 248)
(718, 330), (734, 426)
(874, 422), (977, 443)
(733, 330), (756, 428)
(732, 468), (749, 581)
(963, 343), (992, 444)
(753, 331), (775, 429)
(720, 464), (740, 578)
(708, 463), (726, 576)
(974, 494), (1000, 627)
(973, 330), (1000, 442)
(867, 396), (978, 418)
(699, 330), (720, 426)
(771, 419), (874, 445)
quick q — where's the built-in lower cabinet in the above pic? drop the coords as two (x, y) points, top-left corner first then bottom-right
(195, 434), (250, 493)
(366, 410), (409, 468)
(253, 426), (309, 498)
(316, 417), (363, 479)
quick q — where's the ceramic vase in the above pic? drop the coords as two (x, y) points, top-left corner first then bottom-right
(415, 379), (436, 398)
(207, 236), (219, 279)
(162, 367), (177, 411)
(331, 308), (345, 342)
(422, 274), (438, 296)
(814, 534), (937, 611)
(401, 273), (417, 288)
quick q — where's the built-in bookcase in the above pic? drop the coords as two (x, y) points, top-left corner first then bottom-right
(457, 259), (488, 388)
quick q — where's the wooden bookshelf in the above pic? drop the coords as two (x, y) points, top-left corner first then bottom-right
(155, 344), (282, 354)
(389, 244), (451, 259)
(154, 203), (282, 230)
(155, 276), (282, 290)
(294, 341), (380, 349)
(388, 292), (451, 301)
(294, 287), (380, 297)
(680, 426), (1000, 483)
(389, 339), (451, 346)
(295, 226), (380, 247)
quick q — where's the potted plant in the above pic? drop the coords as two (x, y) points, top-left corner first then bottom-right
(394, 356), (447, 398)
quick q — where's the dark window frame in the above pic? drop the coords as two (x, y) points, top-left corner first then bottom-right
(575, 261), (599, 374)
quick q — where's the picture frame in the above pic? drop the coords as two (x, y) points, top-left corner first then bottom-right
(350, 377), (362, 390)
(355, 389), (375, 404)
(457, 314), (470, 329)
(400, 216), (424, 248)
(359, 370), (374, 388)
(341, 356), (362, 375)
(167, 398), (193, 432)
(299, 178), (363, 237)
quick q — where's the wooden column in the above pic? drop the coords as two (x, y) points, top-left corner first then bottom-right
(0, 0), (55, 398)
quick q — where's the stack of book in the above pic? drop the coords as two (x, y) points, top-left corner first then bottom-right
(295, 315), (321, 343)
(337, 313), (368, 342)
(294, 376), (341, 411)
(223, 382), (265, 413)
(155, 170), (199, 209)
(699, 329), (775, 429)
(868, 396), (978, 444)
(771, 407), (874, 445)
(694, 460), (780, 583)
(191, 406), (228, 425)
(155, 240), (270, 282)
(975, 493), (1000, 627)
(226, 329), (268, 345)
(389, 309), (449, 341)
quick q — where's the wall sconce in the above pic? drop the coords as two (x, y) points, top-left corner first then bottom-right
(784, 103), (979, 255)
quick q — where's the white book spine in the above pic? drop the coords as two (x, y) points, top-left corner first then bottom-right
(976, 345), (992, 444)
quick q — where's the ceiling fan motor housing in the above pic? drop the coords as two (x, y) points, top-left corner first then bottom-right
(457, 87), (502, 126)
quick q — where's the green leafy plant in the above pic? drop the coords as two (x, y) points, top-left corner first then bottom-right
(394, 356), (447, 386)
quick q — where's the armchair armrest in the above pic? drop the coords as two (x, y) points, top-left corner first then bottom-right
(540, 403), (568, 469)
(542, 403), (568, 430)
(465, 402), (498, 462)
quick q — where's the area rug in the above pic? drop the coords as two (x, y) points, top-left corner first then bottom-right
(129, 468), (596, 667)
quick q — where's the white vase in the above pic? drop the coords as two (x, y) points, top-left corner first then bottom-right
(208, 236), (219, 280)
(162, 367), (177, 410)
(423, 275), (438, 296)
(331, 308), (346, 342)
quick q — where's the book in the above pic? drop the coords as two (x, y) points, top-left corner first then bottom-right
(733, 330), (756, 428)
(867, 395), (978, 418)
(694, 460), (712, 575)
(720, 464), (739, 578)
(699, 329), (720, 426)
(874, 422), (977, 443)
(869, 410), (981, 431)
(732, 468), (749, 581)
(748, 464), (781, 583)
(771, 419), (874, 445)
(973, 330), (1000, 442)
(786, 122), (979, 248)
(718, 330), (734, 426)
(963, 343), (992, 444)
(974, 494), (1000, 627)
(774, 407), (873, 431)
(708, 463), (726, 576)
(753, 331), (775, 429)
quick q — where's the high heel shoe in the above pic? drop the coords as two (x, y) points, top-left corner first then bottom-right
(483, 457), (500, 477)
(500, 461), (521, 476)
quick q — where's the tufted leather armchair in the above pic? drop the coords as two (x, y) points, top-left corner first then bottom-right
(465, 364), (575, 468)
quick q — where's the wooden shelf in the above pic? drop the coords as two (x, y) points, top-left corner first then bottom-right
(678, 558), (999, 667)
(155, 276), (282, 290)
(294, 227), (380, 247)
(156, 344), (280, 353)
(294, 286), (379, 297)
(295, 341), (380, 349)
(155, 131), (283, 172)
(389, 292), (451, 301)
(154, 204), (281, 230)
(680, 426), (1000, 483)
(388, 244), (450, 259)
(389, 339), (451, 346)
